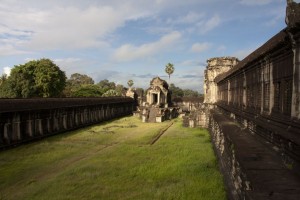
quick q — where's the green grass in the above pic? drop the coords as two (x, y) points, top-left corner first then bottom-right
(0, 117), (226, 200)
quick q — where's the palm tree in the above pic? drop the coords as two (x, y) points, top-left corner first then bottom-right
(165, 63), (174, 82)
(127, 80), (134, 88)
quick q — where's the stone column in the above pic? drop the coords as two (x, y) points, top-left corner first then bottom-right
(35, 119), (43, 135)
(243, 71), (247, 108)
(286, 0), (300, 118)
(291, 36), (300, 119)
(158, 92), (160, 105)
(4, 123), (12, 144)
(269, 60), (274, 115)
(12, 114), (21, 141)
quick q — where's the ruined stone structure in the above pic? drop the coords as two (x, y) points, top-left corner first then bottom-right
(204, 57), (239, 104)
(135, 77), (178, 123)
(0, 97), (134, 149)
(146, 77), (171, 107)
(204, 1), (300, 199)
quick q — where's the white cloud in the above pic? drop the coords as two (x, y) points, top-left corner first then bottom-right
(201, 15), (221, 33)
(0, 44), (27, 56)
(3, 67), (11, 76)
(194, 15), (221, 34)
(191, 42), (212, 53)
(0, 1), (150, 52)
(112, 31), (182, 62)
(1, 67), (12, 76)
(167, 12), (204, 25)
(239, 0), (272, 6)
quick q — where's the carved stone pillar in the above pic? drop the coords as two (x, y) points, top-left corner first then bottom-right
(286, 1), (300, 119)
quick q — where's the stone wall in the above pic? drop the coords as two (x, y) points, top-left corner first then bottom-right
(0, 97), (135, 149)
(215, 25), (300, 165)
(205, 2), (300, 199)
(204, 57), (239, 104)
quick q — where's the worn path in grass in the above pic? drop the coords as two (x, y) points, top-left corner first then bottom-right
(0, 117), (226, 200)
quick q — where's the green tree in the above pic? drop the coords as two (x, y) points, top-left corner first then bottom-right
(115, 84), (126, 96)
(72, 84), (103, 97)
(165, 63), (174, 82)
(0, 74), (7, 86)
(169, 83), (184, 97)
(68, 73), (94, 87)
(97, 79), (116, 93)
(1, 59), (66, 98)
(127, 80), (134, 88)
(63, 73), (95, 97)
(102, 89), (119, 97)
(183, 89), (200, 97)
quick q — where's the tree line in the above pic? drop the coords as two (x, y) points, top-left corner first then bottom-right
(0, 58), (201, 98)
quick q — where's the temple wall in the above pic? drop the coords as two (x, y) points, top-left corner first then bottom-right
(215, 29), (300, 163)
(0, 97), (135, 149)
(204, 57), (239, 104)
(204, 3), (300, 198)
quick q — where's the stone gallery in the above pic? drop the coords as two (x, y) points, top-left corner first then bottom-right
(200, 1), (300, 199)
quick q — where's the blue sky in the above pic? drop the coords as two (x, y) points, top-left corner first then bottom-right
(0, 0), (295, 92)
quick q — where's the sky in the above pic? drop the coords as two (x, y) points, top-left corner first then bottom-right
(0, 0), (296, 93)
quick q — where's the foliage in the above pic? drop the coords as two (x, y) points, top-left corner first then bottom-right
(63, 73), (95, 97)
(0, 74), (7, 86)
(97, 79), (116, 93)
(72, 84), (103, 97)
(68, 73), (94, 87)
(115, 84), (126, 96)
(183, 89), (200, 97)
(165, 62), (175, 81)
(169, 83), (184, 97)
(127, 79), (134, 88)
(0, 58), (66, 98)
(135, 87), (144, 97)
(102, 89), (119, 97)
(0, 117), (226, 200)
(169, 83), (200, 98)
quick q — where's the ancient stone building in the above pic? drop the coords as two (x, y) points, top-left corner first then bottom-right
(204, 57), (239, 104)
(134, 77), (178, 123)
(203, 1), (300, 199)
(146, 77), (171, 107)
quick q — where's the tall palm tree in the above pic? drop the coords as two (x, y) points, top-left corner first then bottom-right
(127, 79), (134, 88)
(165, 63), (174, 82)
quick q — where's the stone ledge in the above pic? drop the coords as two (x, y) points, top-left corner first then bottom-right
(209, 109), (300, 200)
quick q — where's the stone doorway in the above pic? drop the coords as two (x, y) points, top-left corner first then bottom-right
(152, 93), (158, 105)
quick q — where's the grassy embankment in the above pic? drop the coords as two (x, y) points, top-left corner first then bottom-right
(0, 116), (226, 200)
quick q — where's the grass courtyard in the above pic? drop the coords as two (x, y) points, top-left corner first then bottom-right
(0, 116), (226, 200)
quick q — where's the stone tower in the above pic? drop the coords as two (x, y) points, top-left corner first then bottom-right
(204, 57), (239, 104)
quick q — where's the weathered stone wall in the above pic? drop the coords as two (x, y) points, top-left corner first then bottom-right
(215, 26), (300, 165)
(209, 108), (300, 200)
(0, 97), (135, 149)
(205, 2), (300, 199)
(204, 57), (239, 104)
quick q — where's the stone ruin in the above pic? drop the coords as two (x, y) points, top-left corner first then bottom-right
(203, 57), (239, 104)
(128, 77), (179, 123)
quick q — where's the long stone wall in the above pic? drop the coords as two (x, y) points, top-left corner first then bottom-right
(204, 2), (300, 199)
(0, 97), (135, 149)
(215, 25), (300, 166)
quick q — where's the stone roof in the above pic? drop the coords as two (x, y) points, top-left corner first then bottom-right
(0, 97), (134, 113)
(215, 28), (289, 83)
(149, 77), (169, 89)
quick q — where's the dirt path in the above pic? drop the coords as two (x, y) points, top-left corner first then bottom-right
(150, 122), (173, 145)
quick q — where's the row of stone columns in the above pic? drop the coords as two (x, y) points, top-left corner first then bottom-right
(0, 102), (134, 148)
